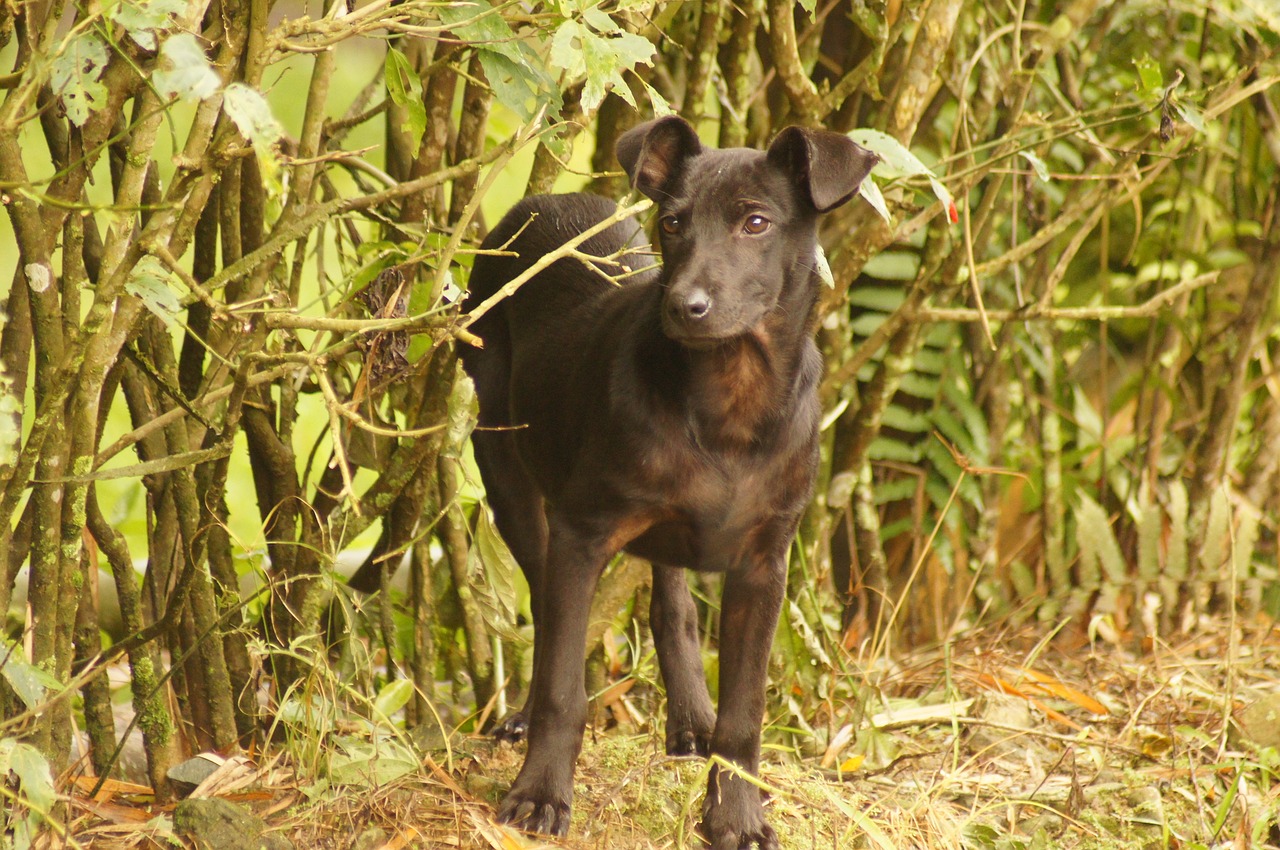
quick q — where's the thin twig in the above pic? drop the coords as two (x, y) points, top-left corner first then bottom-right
(912, 270), (1220, 324)
(458, 197), (654, 332)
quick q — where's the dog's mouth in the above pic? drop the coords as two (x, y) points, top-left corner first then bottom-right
(661, 315), (733, 348)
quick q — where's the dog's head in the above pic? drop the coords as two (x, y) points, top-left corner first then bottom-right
(617, 115), (877, 345)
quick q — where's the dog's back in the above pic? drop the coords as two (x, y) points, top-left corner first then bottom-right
(465, 194), (647, 337)
(461, 193), (649, 427)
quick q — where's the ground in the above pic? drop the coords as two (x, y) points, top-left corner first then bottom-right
(57, 619), (1280, 849)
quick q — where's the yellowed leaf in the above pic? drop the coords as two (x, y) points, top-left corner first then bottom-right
(839, 754), (865, 772)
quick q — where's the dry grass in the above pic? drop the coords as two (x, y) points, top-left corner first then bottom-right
(58, 619), (1280, 849)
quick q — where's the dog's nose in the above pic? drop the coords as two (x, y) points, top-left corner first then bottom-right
(672, 288), (711, 322)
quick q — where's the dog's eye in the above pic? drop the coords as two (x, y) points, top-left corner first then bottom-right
(659, 215), (680, 235)
(743, 214), (771, 235)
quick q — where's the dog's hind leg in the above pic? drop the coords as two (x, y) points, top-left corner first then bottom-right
(650, 565), (716, 756)
(497, 513), (611, 835)
(471, 428), (548, 741)
(463, 316), (549, 742)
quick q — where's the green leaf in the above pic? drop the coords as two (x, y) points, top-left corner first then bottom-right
(1076, 493), (1127, 586)
(372, 679), (414, 723)
(786, 600), (833, 668)
(468, 504), (521, 641)
(1175, 101), (1205, 134)
(441, 0), (559, 119)
(550, 19), (654, 113)
(858, 176), (890, 223)
(581, 6), (619, 34)
(125, 256), (183, 333)
(860, 251), (917, 282)
(222, 83), (284, 194)
(328, 735), (418, 787)
(1019, 150), (1051, 182)
(847, 285), (906, 312)
(7, 741), (56, 813)
(439, 0), (524, 62)
(1134, 54), (1163, 94)
(51, 32), (109, 126)
(1, 648), (60, 710)
(847, 128), (933, 180)
(1199, 488), (1231, 573)
(638, 76), (674, 116)
(153, 33), (220, 102)
(847, 128), (953, 215)
(384, 48), (426, 150)
(476, 50), (552, 121)
(445, 365), (478, 452)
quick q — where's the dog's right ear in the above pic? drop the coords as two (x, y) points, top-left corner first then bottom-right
(616, 115), (703, 200)
(768, 127), (879, 213)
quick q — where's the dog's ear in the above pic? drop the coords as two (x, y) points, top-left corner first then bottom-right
(768, 127), (879, 213)
(616, 115), (703, 199)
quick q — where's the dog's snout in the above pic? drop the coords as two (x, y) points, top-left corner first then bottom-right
(684, 290), (711, 319)
(670, 288), (712, 322)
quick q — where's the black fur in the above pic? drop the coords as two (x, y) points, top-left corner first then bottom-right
(460, 116), (877, 849)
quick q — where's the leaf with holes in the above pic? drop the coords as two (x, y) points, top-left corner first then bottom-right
(468, 504), (521, 642)
(552, 19), (654, 113)
(549, 19), (589, 78)
(51, 33), (109, 126)
(107, 0), (188, 50)
(153, 33), (220, 102)
(222, 83), (284, 195)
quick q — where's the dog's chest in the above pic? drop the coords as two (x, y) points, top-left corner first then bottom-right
(624, 441), (814, 571)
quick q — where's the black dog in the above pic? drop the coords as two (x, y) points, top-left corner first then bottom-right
(460, 115), (876, 849)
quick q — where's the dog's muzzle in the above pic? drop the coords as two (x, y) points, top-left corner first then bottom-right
(662, 285), (715, 336)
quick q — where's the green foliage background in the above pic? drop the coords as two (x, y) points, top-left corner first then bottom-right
(0, 0), (1279, 844)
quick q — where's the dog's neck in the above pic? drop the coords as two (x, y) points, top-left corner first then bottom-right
(676, 268), (819, 449)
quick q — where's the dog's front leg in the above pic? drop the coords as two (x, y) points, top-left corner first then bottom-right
(496, 516), (610, 836)
(699, 547), (787, 850)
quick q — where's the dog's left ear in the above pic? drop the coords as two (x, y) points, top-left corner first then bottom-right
(768, 127), (879, 213)
(616, 115), (704, 200)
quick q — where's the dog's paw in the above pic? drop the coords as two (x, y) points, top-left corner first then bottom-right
(698, 769), (777, 850)
(698, 822), (779, 850)
(666, 700), (715, 757)
(496, 786), (571, 836)
(490, 711), (529, 744)
(698, 821), (779, 850)
(666, 726), (712, 757)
